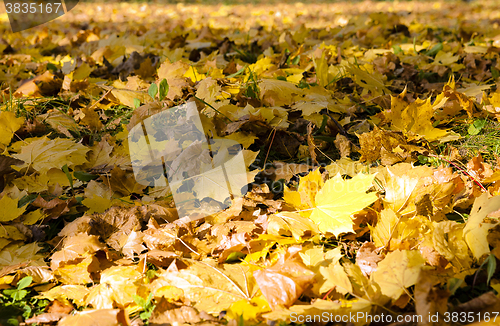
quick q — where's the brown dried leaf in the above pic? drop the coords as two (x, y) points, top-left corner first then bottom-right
(254, 246), (314, 309)
(26, 312), (68, 325)
(150, 299), (217, 325)
(414, 270), (449, 325)
(334, 134), (351, 158)
(101, 166), (146, 197)
(355, 242), (382, 277)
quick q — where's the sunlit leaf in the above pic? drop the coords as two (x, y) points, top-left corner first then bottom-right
(309, 173), (377, 237)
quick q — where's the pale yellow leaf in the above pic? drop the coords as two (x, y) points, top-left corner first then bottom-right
(372, 249), (425, 300)
(463, 193), (500, 260)
(318, 263), (352, 295)
(267, 212), (319, 240)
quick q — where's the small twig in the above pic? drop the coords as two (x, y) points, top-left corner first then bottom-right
(163, 231), (200, 256)
(322, 287), (335, 300)
(324, 112), (348, 137)
(453, 209), (468, 223)
(89, 88), (112, 110)
(313, 143), (335, 164)
(142, 253), (148, 274)
(384, 214), (403, 253)
(192, 95), (233, 123)
(263, 128), (277, 169)
(307, 122), (318, 165)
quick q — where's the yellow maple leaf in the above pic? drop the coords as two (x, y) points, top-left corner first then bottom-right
(79, 106), (103, 132)
(309, 173), (378, 237)
(157, 59), (190, 100)
(258, 79), (304, 107)
(73, 62), (92, 81)
(184, 66), (206, 82)
(54, 255), (95, 285)
(388, 88), (459, 142)
(463, 193), (500, 260)
(104, 166), (146, 197)
(82, 180), (115, 214)
(38, 285), (90, 307)
(313, 50), (329, 88)
(318, 262), (352, 295)
(429, 220), (470, 269)
(150, 260), (252, 314)
(0, 225), (26, 241)
(382, 169), (419, 213)
(299, 246), (332, 267)
(284, 168), (324, 214)
(50, 233), (105, 270)
(433, 50), (459, 65)
(371, 209), (424, 251)
(267, 212), (319, 240)
(254, 249), (315, 309)
(13, 136), (89, 173)
(195, 77), (222, 106)
(41, 110), (79, 137)
(227, 295), (271, 321)
(0, 242), (44, 266)
(22, 209), (45, 225)
(0, 111), (24, 147)
(104, 85), (153, 108)
(346, 65), (389, 96)
(372, 249), (425, 300)
(84, 137), (114, 169)
(372, 208), (399, 248)
(86, 266), (142, 309)
(223, 132), (258, 149)
(0, 195), (26, 222)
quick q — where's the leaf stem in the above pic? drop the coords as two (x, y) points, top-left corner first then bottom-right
(192, 95), (233, 123)
(185, 259), (250, 300)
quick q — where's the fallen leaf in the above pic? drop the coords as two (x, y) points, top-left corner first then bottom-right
(58, 309), (130, 326)
(13, 136), (89, 173)
(372, 249), (425, 300)
(463, 193), (500, 260)
(254, 247), (314, 309)
(309, 173), (378, 236)
(356, 242), (382, 277)
(0, 111), (24, 147)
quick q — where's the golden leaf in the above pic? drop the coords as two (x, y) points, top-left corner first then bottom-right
(13, 136), (89, 173)
(0, 195), (26, 222)
(284, 168), (324, 214)
(86, 266), (142, 309)
(254, 247), (314, 309)
(0, 111), (24, 147)
(318, 262), (352, 295)
(38, 285), (90, 307)
(463, 193), (500, 260)
(150, 260), (253, 314)
(309, 173), (377, 237)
